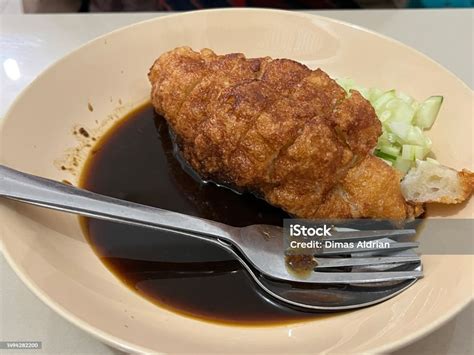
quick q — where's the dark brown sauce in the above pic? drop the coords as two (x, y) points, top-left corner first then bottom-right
(79, 102), (324, 325)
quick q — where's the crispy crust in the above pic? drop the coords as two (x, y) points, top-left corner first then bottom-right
(316, 156), (424, 219)
(431, 169), (474, 204)
(459, 170), (474, 200)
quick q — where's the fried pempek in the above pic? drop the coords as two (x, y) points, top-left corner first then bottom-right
(149, 47), (422, 220)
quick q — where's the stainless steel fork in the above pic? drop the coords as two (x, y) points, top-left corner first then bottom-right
(0, 165), (422, 310)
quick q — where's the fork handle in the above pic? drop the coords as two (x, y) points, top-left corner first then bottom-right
(0, 165), (235, 241)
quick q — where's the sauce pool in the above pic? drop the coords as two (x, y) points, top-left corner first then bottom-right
(79, 102), (323, 325)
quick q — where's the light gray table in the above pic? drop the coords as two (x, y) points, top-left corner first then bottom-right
(0, 9), (473, 355)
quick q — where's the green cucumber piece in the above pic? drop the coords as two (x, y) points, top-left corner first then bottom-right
(394, 157), (413, 174)
(374, 149), (397, 162)
(396, 91), (414, 105)
(405, 126), (425, 145)
(414, 145), (428, 160)
(414, 96), (443, 129)
(379, 144), (401, 156)
(372, 90), (396, 111)
(401, 144), (427, 161)
(378, 110), (392, 122)
(388, 122), (411, 142)
(401, 145), (416, 160)
(368, 87), (384, 102)
(385, 99), (415, 124)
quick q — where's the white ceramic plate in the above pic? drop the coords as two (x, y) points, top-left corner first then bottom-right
(1, 9), (473, 354)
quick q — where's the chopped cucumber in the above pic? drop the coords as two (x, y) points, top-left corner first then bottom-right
(369, 88), (384, 101)
(385, 99), (415, 124)
(414, 96), (443, 129)
(414, 145), (428, 160)
(396, 91), (415, 105)
(379, 144), (401, 156)
(336, 78), (442, 175)
(401, 145), (416, 160)
(388, 122), (411, 141)
(401, 144), (428, 160)
(372, 90), (396, 111)
(377, 131), (397, 147)
(394, 157), (413, 174)
(378, 110), (392, 122)
(374, 149), (397, 162)
(335, 78), (371, 99)
(405, 126), (425, 145)
(386, 132), (397, 144)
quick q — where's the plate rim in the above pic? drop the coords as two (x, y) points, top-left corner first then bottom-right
(1, 8), (473, 354)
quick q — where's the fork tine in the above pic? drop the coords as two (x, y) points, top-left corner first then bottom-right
(293, 270), (423, 284)
(314, 255), (421, 269)
(315, 241), (419, 256)
(326, 229), (416, 242)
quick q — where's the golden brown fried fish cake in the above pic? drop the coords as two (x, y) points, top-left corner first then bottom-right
(148, 47), (215, 121)
(149, 47), (415, 219)
(316, 156), (416, 219)
(227, 93), (306, 186)
(263, 118), (354, 218)
(290, 69), (347, 119)
(260, 59), (310, 97)
(175, 53), (270, 144)
(191, 79), (275, 178)
(330, 90), (382, 156)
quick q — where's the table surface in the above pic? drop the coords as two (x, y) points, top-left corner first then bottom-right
(0, 9), (473, 355)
